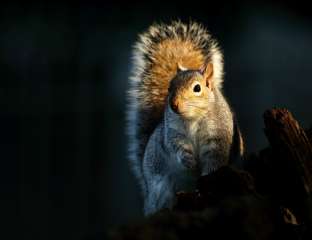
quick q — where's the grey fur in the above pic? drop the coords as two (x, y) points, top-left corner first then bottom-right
(126, 21), (244, 215)
(143, 88), (240, 215)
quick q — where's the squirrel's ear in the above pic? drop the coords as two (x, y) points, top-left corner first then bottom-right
(199, 62), (213, 77)
(177, 63), (188, 73)
(200, 63), (214, 89)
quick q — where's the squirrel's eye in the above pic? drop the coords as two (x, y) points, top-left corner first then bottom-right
(193, 84), (201, 93)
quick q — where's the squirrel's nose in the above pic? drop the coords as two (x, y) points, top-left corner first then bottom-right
(170, 99), (179, 113)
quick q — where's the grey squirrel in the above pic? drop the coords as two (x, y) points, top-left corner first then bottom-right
(127, 21), (244, 215)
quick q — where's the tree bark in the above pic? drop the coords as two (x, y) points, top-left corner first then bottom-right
(103, 108), (312, 240)
(263, 109), (312, 236)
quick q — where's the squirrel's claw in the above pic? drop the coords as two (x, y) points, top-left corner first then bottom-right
(178, 150), (197, 169)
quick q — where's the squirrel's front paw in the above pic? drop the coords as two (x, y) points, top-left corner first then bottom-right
(178, 149), (196, 169)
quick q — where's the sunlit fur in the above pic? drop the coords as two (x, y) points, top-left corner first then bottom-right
(127, 21), (225, 196)
(168, 70), (214, 120)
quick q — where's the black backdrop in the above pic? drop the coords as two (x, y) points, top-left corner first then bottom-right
(1, 1), (312, 239)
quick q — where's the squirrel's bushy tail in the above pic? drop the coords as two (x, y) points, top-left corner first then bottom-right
(127, 20), (224, 195)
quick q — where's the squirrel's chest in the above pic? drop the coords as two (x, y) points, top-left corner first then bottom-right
(185, 121), (206, 154)
(186, 122), (199, 143)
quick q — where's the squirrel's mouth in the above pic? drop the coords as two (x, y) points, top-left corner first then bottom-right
(180, 103), (208, 119)
(171, 108), (206, 121)
(169, 96), (207, 118)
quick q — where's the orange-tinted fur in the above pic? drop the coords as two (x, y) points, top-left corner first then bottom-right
(169, 63), (214, 116)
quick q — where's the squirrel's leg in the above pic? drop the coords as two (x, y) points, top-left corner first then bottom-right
(229, 121), (245, 168)
(143, 125), (175, 215)
(198, 137), (230, 175)
(144, 174), (174, 215)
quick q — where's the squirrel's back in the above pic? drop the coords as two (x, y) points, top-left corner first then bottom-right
(127, 21), (224, 194)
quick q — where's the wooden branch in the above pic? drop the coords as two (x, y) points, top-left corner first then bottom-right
(263, 108), (312, 196)
(103, 108), (312, 240)
(263, 109), (312, 236)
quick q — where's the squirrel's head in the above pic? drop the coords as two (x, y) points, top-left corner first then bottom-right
(168, 62), (214, 119)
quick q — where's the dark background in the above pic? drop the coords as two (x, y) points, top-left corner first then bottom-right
(1, 1), (312, 239)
